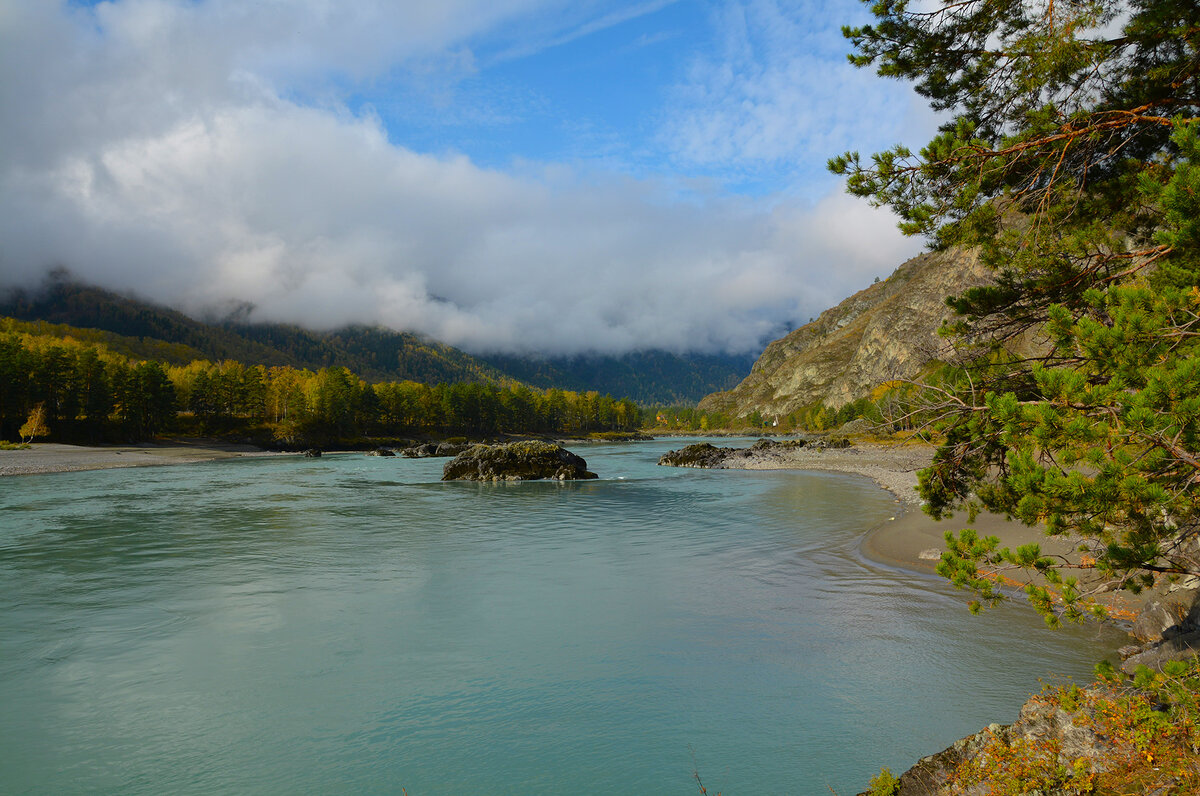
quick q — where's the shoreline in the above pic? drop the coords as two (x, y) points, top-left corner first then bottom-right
(723, 440), (1074, 570)
(0, 439), (282, 477)
(726, 439), (1151, 624)
(732, 440), (944, 569)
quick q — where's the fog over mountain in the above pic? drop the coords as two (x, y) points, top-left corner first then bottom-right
(0, 1), (930, 356)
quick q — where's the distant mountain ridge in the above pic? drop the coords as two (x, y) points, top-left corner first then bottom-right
(0, 278), (505, 385)
(0, 277), (749, 403)
(480, 351), (753, 405)
(698, 247), (992, 417)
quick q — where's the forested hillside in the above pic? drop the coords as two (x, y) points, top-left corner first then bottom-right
(0, 319), (641, 446)
(0, 277), (508, 385)
(1, 277), (750, 402)
(480, 350), (753, 405)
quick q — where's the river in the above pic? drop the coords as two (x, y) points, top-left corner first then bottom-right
(0, 438), (1123, 794)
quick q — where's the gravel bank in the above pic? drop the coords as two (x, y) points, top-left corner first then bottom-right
(0, 440), (278, 477)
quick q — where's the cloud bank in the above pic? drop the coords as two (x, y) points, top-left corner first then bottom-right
(0, 0), (928, 356)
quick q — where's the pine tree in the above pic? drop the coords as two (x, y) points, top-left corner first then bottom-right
(831, 0), (1200, 622)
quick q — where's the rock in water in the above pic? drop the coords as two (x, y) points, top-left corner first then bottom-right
(657, 442), (736, 468)
(401, 442), (468, 458)
(441, 441), (598, 482)
(401, 443), (439, 458)
(657, 438), (817, 468)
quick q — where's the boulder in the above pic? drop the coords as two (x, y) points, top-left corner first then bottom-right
(401, 441), (472, 458)
(442, 441), (598, 482)
(657, 442), (736, 468)
(657, 438), (818, 468)
(401, 443), (440, 458)
(302, 448), (322, 458)
(1131, 591), (1200, 643)
(366, 448), (395, 457)
(837, 417), (877, 435)
(1121, 629), (1200, 674)
(750, 438), (807, 452)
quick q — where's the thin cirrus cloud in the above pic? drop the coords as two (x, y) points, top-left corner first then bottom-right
(0, 0), (932, 356)
(659, 0), (938, 180)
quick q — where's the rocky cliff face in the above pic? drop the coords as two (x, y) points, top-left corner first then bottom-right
(699, 248), (991, 417)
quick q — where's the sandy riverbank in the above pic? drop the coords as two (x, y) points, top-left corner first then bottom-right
(726, 439), (1147, 620)
(0, 439), (280, 477)
(731, 441), (1063, 568)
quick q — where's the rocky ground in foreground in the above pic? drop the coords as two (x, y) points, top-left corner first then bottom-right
(863, 657), (1200, 795)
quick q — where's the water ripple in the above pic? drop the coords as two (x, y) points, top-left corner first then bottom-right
(0, 441), (1125, 795)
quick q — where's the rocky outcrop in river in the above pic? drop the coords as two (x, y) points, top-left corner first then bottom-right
(657, 438), (846, 468)
(366, 447), (395, 457)
(657, 442), (744, 468)
(442, 441), (597, 481)
(402, 442), (471, 458)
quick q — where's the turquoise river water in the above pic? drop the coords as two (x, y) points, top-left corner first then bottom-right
(0, 438), (1124, 794)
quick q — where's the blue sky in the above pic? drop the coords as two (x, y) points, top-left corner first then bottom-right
(355, 0), (918, 195)
(0, 0), (936, 355)
(370, 3), (712, 178)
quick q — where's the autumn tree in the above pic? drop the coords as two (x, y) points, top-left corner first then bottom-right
(19, 403), (50, 443)
(831, 0), (1200, 622)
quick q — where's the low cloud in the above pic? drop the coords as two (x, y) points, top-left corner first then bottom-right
(0, 0), (926, 357)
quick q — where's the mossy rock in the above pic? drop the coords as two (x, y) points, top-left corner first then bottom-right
(657, 442), (735, 468)
(442, 441), (598, 482)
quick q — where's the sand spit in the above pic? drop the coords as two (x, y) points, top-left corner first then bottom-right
(0, 440), (279, 477)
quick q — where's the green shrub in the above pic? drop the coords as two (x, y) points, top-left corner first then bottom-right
(868, 767), (900, 796)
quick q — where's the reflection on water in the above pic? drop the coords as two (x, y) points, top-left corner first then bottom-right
(0, 439), (1123, 794)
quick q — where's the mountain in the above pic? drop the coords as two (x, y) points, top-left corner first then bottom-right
(1, 276), (750, 402)
(479, 350), (754, 405)
(0, 278), (507, 385)
(697, 247), (992, 418)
